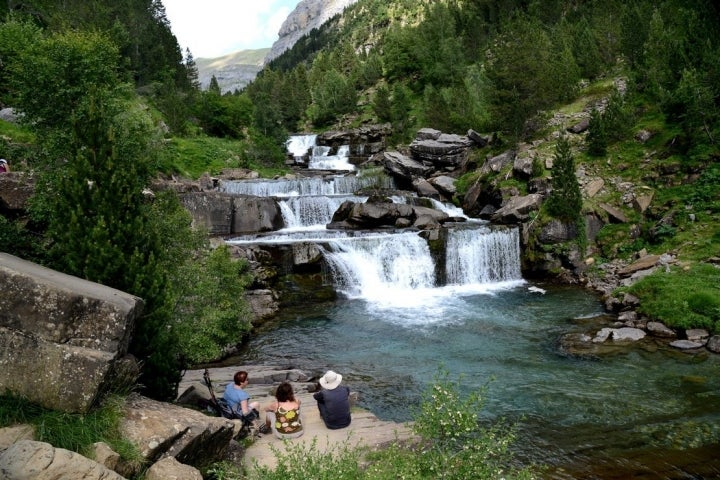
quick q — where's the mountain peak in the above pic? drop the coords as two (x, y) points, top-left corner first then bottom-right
(264, 0), (358, 65)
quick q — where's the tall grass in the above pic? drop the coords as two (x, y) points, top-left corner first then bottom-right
(0, 393), (142, 463)
(627, 263), (720, 332)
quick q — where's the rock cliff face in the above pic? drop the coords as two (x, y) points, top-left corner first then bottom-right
(264, 0), (358, 64)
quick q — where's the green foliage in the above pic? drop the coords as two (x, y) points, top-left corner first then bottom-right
(0, 394), (143, 466)
(11, 30), (121, 132)
(372, 84), (392, 122)
(308, 68), (357, 126)
(627, 263), (720, 332)
(173, 245), (253, 365)
(248, 438), (363, 480)
(194, 89), (253, 139)
(157, 134), (287, 179)
(531, 155), (544, 178)
(485, 13), (578, 139)
(0, 18), (43, 105)
(0, 216), (44, 263)
(545, 136), (582, 223)
(586, 108), (607, 156)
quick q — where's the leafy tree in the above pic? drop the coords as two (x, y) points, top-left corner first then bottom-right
(173, 245), (252, 364)
(546, 135), (582, 224)
(0, 18), (43, 105)
(308, 68), (357, 126)
(11, 30), (121, 132)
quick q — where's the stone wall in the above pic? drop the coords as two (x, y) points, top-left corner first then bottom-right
(0, 253), (142, 413)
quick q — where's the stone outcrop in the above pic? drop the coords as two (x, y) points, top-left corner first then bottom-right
(0, 253), (142, 413)
(0, 172), (35, 215)
(265, 0), (359, 64)
(409, 129), (473, 167)
(0, 440), (125, 480)
(491, 194), (543, 224)
(120, 394), (235, 473)
(145, 457), (202, 480)
(317, 124), (391, 165)
(179, 192), (284, 235)
(328, 199), (449, 230)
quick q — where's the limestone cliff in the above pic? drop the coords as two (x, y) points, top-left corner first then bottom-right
(264, 0), (358, 65)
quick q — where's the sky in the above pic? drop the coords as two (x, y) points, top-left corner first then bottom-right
(162, 0), (301, 59)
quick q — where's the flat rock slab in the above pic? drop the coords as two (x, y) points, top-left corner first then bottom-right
(670, 340), (705, 350)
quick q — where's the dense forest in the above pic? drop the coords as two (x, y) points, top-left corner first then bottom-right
(1, 0), (719, 403)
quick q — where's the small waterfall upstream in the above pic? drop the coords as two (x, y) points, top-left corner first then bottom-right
(285, 134), (355, 171)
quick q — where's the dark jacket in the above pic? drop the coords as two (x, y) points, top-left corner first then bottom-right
(313, 386), (351, 429)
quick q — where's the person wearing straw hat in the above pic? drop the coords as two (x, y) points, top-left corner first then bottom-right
(313, 370), (351, 429)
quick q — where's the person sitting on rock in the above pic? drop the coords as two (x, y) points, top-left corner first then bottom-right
(313, 370), (351, 430)
(224, 370), (260, 423)
(262, 381), (303, 438)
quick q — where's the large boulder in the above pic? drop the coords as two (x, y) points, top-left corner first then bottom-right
(409, 133), (473, 167)
(232, 196), (284, 233)
(145, 457), (202, 480)
(0, 253), (142, 413)
(490, 194), (543, 224)
(120, 394), (235, 472)
(480, 150), (516, 175)
(179, 192), (234, 235)
(0, 440), (125, 480)
(428, 175), (457, 198)
(383, 151), (433, 186)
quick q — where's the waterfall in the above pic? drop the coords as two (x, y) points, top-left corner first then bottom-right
(445, 227), (522, 285)
(219, 174), (395, 197)
(321, 232), (436, 302)
(286, 134), (354, 171)
(286, 134), (317, 162)
(319, 227), (523, 305)
(279, 195), (368, 229)
(309, 144), (355, 171)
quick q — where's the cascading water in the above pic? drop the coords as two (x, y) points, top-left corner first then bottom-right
(219, 172), (394, 197)
(286, 134), (317, 163)
(278, 195), (367, 230)
(445, 227), (522, 285)
(286, 134), (355, 171)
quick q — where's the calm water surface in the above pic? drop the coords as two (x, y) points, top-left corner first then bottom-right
(233, 284), (720, 479)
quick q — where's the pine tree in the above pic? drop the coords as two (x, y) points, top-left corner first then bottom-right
(546, 135), (582, 223)
(185, 48), (200, 90)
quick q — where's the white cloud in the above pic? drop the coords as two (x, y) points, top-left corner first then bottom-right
(162, 0), (299, 58)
